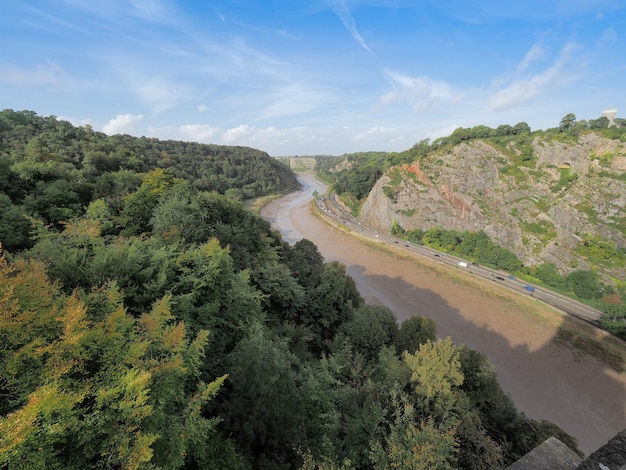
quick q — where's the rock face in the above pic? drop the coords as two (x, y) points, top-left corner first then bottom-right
(359, 133), (626, 279)
(576, 428), (626, 469)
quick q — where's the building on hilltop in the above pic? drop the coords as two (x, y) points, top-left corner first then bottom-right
(602, 107), (618, 126)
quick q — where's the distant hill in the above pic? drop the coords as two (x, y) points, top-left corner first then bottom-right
(0, 109), (298, 251)
(0, 109), (297, 199)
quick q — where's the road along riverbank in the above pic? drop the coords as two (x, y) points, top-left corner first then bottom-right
(260, 172), (626, 456)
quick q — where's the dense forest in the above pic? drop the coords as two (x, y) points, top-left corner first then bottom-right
(0, 110), (580, 468)
(0, 109), (297, 252)
(314, 117), (626, 341)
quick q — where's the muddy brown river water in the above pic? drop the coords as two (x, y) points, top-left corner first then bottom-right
(260, 173), (626, 456)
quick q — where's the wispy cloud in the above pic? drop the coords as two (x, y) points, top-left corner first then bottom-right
(515, 43), (545, 75)
(135, 77), (193, 113)
(254, 83), (336, 122)
(0, 60), (67, 86)
(328, 0), (372, 54)
(380, 69), (456, 111)
(488, 42), (581, 111)
(102, 114), (144, 135)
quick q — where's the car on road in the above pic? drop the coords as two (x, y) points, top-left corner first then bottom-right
(507, 275), (516, 280)
(495, 276), (505, 281)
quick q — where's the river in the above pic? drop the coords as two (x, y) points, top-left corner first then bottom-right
(260, 172), (626, 455)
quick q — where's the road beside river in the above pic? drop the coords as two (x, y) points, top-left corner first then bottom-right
(260, 173), (626, 456)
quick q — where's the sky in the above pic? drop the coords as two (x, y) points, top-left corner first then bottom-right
(1, 1), (624, 156)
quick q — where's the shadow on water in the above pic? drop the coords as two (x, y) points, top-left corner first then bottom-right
(344, 263), (626, 456)
(262, 171), (626, 456)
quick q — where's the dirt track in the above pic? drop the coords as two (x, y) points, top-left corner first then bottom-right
(260, 173), (626, 456)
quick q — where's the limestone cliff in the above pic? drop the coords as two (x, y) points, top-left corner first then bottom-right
(359, 133), (626, 279)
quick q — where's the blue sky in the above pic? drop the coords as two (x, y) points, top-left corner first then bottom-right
(1, 1), (624, 155)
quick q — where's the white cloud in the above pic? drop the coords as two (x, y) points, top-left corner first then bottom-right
(133, 77), (192, 113)
(255, 83), (335, 121)
(328, 0), (373, 54)
(197, 104), (209, 112)
(129, 0), (170, 23)
(380, 69), (456, 111)
(102, 113), (144, 135)
(0, 60), (67, 86)
(223, 124), (254, 143)
(489, 42), (580, 111)
(516, 43), (545, 75)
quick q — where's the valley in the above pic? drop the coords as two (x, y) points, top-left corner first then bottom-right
(261, 172), (626, 456)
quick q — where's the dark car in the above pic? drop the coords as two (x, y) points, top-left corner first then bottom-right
(495, 276), (505, 281)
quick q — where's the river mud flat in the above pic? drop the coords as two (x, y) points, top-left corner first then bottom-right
(260, 173), (626, 456)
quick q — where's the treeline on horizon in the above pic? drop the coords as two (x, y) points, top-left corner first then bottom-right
(0, 108), (297, 252)
(0, 109), (581, 468)
(310, 115), (626, 341)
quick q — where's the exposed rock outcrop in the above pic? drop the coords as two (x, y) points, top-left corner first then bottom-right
(359, 133), (626, 280)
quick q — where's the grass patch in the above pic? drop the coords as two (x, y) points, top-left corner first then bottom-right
(556, 325), (625, 372)
(521, 219), (556, 242)
(574, 203), (598, 224)
(551, 168), (578, 193)
(598, 170), (626, 182)
(396, 208), (416, 217)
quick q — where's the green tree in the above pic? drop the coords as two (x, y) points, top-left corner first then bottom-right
(600, 303), (626, 339)
(390, 219), (405, 236)
(534, 263), (565, 289)
(512, 122), (531, 134)
(469, 125), (492, 139)
(306, 262), (362, 354)
(340, 305), (398, 361)
(23, 179), (83, 229)
(403, 337), (464, 414)
(0, 194), (33, 251)
(0, 259), (227, 469)
(284, 238), (325, 290)
(220, 325), (307, 469)
(588, 116), (610, 129)
(559, 113), (577, 132)
(121, 168), (177, 236)
(396, 316), (436, 355)
(566, 269), (601, 299)
(251, 260), (305, 321)
(370, 389), (458, 470)
(449, 127), (470, 145)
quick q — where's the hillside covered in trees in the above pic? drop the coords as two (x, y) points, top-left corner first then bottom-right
(0, 110), (580, 468)
(0, 109), (297, 252)
(312, 116), (626, 340)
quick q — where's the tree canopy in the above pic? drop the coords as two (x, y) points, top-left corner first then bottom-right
(0, 109), (582, 469)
